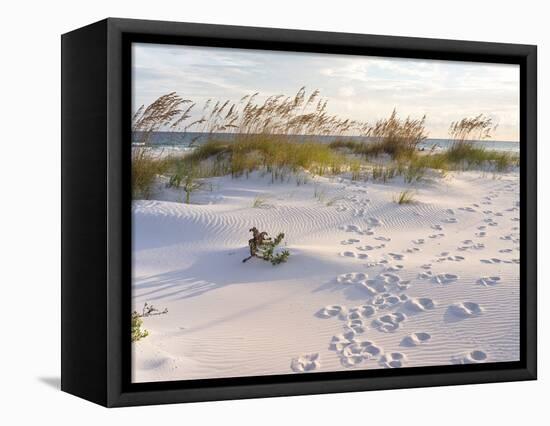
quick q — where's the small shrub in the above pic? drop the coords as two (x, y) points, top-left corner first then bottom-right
(167, 162), (207, 204)
(252, 196), (271, 208)
(242, 227), (290, 265)
(260, 233), (290, 265)
(131, 303), (168, 343)
(131, 311), (149, 342)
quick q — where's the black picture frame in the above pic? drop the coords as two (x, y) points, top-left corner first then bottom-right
(61, 17), (537, 407)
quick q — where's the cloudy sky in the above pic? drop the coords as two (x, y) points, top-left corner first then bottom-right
(132, 43), (520, 141)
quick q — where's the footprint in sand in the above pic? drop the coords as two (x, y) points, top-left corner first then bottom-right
(330, 333), (356, 352)
(346, 305), (377, 320)
(446, 209), (455, 215)
(317, 305), (345, 318)
(412, 238), (425, 245)
(418, 270), (433, 280)
(338, 340), (383, 366)
(428, 233), (445, 239)
(432, 273), (459, 284)
(379, 352), (407, 368)
(372, 293), (408, 310)
(384, 264), (404, 272)
(442, 217), (458, 224)
(452, 350), (488, 364)
(499, 248), (513, 253)
(365, 217), (383, 227)
(475, 231), (487, 237)
(335, 206), (348, 212)
(360, 279), (387, 295)
(375, 236), (391, 242)
(431, 224), (444, 231)
(458, 242), (485, 251)
(405, 297), (435, 312)
(477, 276), (501, 286)
(378, 273), (402, 284)
(357, 245), (381, 251)
(396, 280), (411, 290)
(340, 238), (360, 245)
(352, 208), (367, 217)
(388, 252), (405, 261)
(404, 247), (421, 254)
(362, 272), (409, 293)
(336, 272), (368, 285)
(339, 224), (373, 236)
(436, 254), (465, 263)
(345, 318), (367, 334)
(448, 302), (483, 318)
(291, 353), (321, 373)
(401, 332), (432, 347)
(480, 258), (502, 264)
(459, 206), (477, 213)
(372, 312), (407, 332)
(340, 251), (369, 259)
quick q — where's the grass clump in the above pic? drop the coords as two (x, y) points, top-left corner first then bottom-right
(393, 190), (416, 205)
(443, 115), (518, 171)
(132, 90), (518, 201)
(180, 136), (348, 180)
(364, 109), (428, 159)
(252, 196), (271, 208)
(132, 147), (168, 199)
(167, 162), (207, 204)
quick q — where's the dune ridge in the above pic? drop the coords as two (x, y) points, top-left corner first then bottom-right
(132, 168), (519, 383)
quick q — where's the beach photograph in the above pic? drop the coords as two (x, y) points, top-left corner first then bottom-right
(130, 43), (520, 382)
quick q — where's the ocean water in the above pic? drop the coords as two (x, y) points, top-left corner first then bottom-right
(133, 132), (519, 153)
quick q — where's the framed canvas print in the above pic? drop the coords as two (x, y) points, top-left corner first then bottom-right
(61, 18), (537, 407)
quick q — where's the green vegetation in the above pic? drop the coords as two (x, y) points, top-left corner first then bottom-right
(131, 90), (519, 200)
(252, 196), (270, 208)
(243, 228), (290, 265)
(131, 311), (148, 342)
(131, 148), (168, 199)
(259, 233), (290, 265)
(393, 189), (416, 205)
(131, 303), (169, 343)
(166, 162), (206, 204)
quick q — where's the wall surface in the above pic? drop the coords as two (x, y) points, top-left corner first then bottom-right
(1, 0), (545, 423)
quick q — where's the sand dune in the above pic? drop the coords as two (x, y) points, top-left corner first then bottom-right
(132, 169), (519, 382)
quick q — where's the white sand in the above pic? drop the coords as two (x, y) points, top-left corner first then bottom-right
(132, 169), (519, 382)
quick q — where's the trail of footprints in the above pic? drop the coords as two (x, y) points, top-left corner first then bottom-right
(314, 267), (440, 369)
(291, 179), (520, 373)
